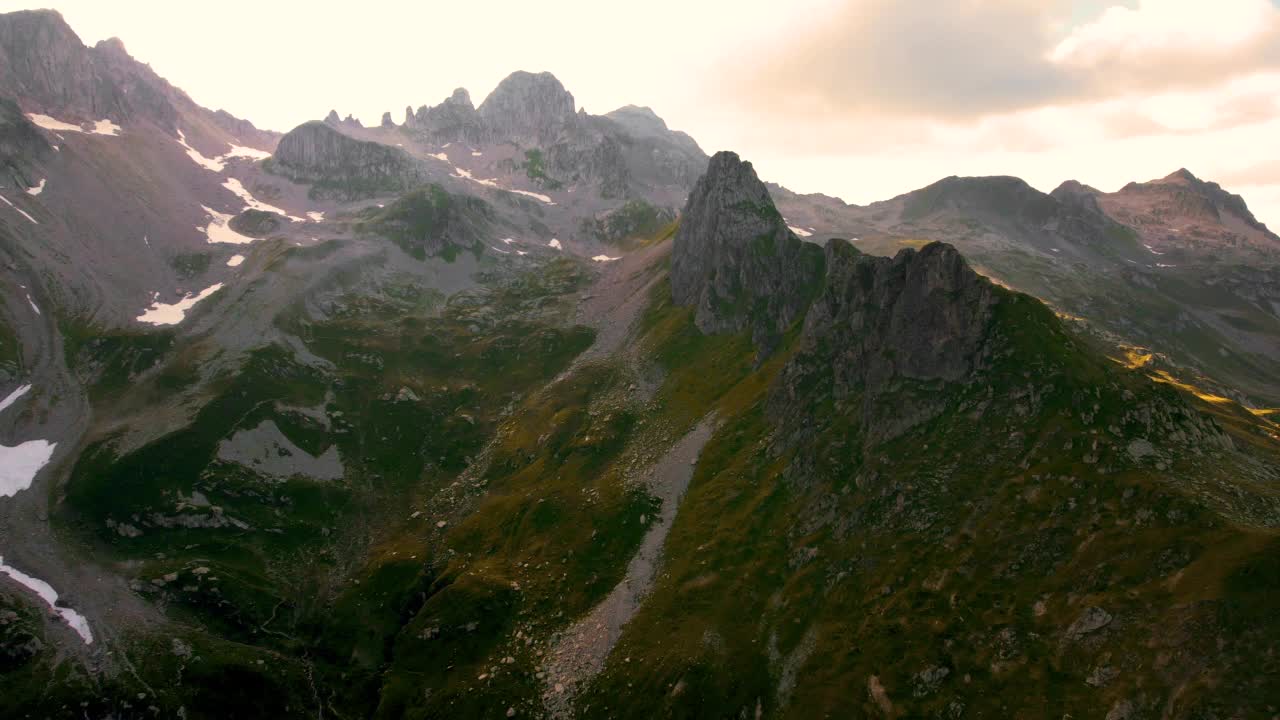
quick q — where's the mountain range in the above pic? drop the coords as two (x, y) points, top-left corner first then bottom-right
(1, 9), (1278, 719)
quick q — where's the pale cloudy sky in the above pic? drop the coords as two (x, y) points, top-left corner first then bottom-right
(5, 0), (1280, 226)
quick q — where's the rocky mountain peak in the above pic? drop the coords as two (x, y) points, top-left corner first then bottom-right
(0, 9), (113, 119)
(478, 70), (576, 142)
(93, 36), (130, 59)
(410, 87), (486, 144)
(444, 87), (473, 108)
(324, 109), (340, 125)
(1162, 167), (1200, 185)
(605, 105), (667, 133)
(671, 151), (825, 354)
(770, 238), (1001, 443)
(902, 175), (1059, 225)
(1051, 179), (1101, 197)
(1114, 169), (1273, 236)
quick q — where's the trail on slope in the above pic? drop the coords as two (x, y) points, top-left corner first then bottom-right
(540, 412), (718, 718)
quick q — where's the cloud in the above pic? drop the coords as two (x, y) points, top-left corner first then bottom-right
(729, 0), (1072, 118)
(723, 0), (1280, 121)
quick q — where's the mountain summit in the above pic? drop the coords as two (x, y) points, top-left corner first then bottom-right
(671, 151), (824, 353)
(477, 70), (577, 144)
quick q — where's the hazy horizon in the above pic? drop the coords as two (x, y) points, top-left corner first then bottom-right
(4, 0), (1280, 226)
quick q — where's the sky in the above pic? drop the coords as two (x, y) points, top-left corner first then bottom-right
(5, 0), (1280, 227)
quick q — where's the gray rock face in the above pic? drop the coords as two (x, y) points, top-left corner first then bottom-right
(0, 97), (49, 185)
(0, 10), (266, 140)
(802, 240), (998, 388)
(670, 151), (825, 353)
(605, 105), (708, 159)
(396, 73), (706, 200)
(380, 111), (394, 128)
(478, 71), (576, 145)
(270, 120), (422, 199)
(768, 239), (1000, 443)
(0, 10), (124, 121)
(411, 87), (486, 145)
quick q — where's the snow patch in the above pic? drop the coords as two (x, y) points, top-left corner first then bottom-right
(307, 211), (325, 222)
(90, 119), (121, 136)
(489, 245), (511, 255)
(226, 254), (245, 267)
(223, 144), (272, 160)
(25, 294), (40, 315)
(1144, 244), (1165, 255)
(0, 555), (92, 644)
(26, 113), (82, 132)
(471, 151), (483, 157)
(24, 110), (118, 135)
(0, 384), (31, 415)
(199, 206), (255, 244)
(25, 179), (45, 196)
(592, 255), (621, 263)
(508, 188), (554, 204)
(548, 239), (563, 250)
(501, 238), (517, 245)
(0, 194), (38, 224)
(787, 225), (813, 238)
(429, 152), (449, 162)
(136, 283), (224, 326)
(448, 166), (556, 204)
(222, 178), (304, 221)
(0, 439), (56, 498)
(1156, 263), (1178, 268)
(177, 129), (224, 171)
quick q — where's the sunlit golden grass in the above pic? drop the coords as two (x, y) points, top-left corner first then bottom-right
(1147, 369), (1233, 404)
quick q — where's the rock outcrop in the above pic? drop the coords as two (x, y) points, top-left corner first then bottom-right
(0, 97), (49, 185)
(804, 240), (997, 387)
(360, 184), (492, 260)
(269, 120), (422, 200)
(670, 151), (825, 354)
(0, 10), (126, 122)
(395, 73), (707, 199)
(769, 239), (1001, 444)
(478, 72), (576, 145)
(228, 209), (284, 238)
(409, 88), (486, 145)
(380, 111), (394, 128)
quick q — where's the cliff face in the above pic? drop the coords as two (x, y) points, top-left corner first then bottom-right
(411, 88), (487, 145)
(670, 151), (825, 354)
(477, 72), (576, 145)
(0, 97), (49, 185)
(767, 239), (1001, 446)
(270, 121), (423, 199)
(0, 10), (119, 119)
(805, 240), (997, 386)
